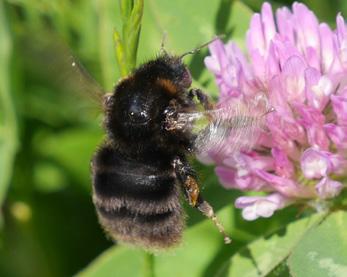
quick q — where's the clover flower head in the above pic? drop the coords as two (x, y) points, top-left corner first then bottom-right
(205, 2), (347, 220)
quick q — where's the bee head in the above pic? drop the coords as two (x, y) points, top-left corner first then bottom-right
(157, 36), (222, 89)
(160, 55), (192, 89)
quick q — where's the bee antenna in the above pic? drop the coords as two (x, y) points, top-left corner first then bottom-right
(160, 31), (168, 56)
(180, 35), (224, 59)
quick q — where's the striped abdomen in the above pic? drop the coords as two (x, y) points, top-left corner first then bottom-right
(91, 145), (184, 249)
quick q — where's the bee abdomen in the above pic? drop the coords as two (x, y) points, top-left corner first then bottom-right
(96, 206), (174, 223)
(91, 145), (184, 249)
(93, 170), (175, 200)
(96, 204), (183, 249)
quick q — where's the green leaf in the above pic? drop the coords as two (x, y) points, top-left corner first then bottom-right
(114, 0), (144, 76)
(288, 211), (347, 277)
(228, 212), (326, 277)
(76, 246), (145, 277)
(125, 0), (144, 71)
(120, 0), (133, 22)
(114, 30), (128, 78)
(0, 0), (19, 217)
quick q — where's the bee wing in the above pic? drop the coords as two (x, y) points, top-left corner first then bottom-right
(26, 34), (107, 113)
(176, 94), (270, 160)
(66, 55), (106, 108)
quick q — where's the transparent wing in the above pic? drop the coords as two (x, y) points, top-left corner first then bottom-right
(49, 44), (106, 111)
(173, 94), (271, 159)
(66, 54), (106, 107)
(25, 33), (107, 112)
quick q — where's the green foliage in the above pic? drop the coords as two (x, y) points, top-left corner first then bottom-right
(114, 0), (144, 76)
(77, 247), (145, 277)
(228, 212), (327, 277)
(288, 211), (347, 276)
(0, 0), (19, 226)
(0, 0), (347, 277)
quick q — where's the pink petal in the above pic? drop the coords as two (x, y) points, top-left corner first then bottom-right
(315, 177), (343, 199)
(305, 47), (320, 71)
(247, 14), (265, 56)
(266, 114), (301, 159)
(281, 55), (307, 103)
(235, 193), (292, 221)
(271, 147), (294, 178)
(319, 23), (335, 73)
(266, 42), (281, 80)
(248, 48), (266, 84)
(241, 206), (261, 221)
(267, 110), (306, 145)
(235, 196), (262, 208)
(294, 104), (329, 149)
(331, 95), (347, 125)
(234, 174), (258, 190)
(239, 152), (274, 172)
(255, 199), (278, 218)
(292, 3), (320, 58)
(261, 2), (276, 49)
(225, 42), (252, 79)
(328, 153), (347, 175)
(324, 123), (347, 149)
(307, 126), (330, 150)
(276, 7), (294, 43)
(294, 103), (325, 125)
(204, 56), (220, 74)
(254, 169), (305, 197)
(282, 117), (306, 144)
(300, 148), (332, 179)
(272, 38), (302, 70)
(215, 166), (236, 189)
(207, 39), (228, 69)
(223, 64), (239, 88)
(305, 69), (332, 110)
(336, 15), (347, 68)
(268, 75), (292, 115)
(336, 14), (347, 47)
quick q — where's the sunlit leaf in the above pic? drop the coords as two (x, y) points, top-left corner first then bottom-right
(76, 246), (145, 277)
(228, 213), (326, 277)
(288, 211), (347, 277)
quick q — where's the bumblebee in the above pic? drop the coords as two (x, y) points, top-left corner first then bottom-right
(91, 44), (232, 249)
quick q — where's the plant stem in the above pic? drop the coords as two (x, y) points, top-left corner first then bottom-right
(143, 252), (155, 277)
(114, 0), (144, 76)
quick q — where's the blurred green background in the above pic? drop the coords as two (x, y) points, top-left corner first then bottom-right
(0, 0), (346, 277)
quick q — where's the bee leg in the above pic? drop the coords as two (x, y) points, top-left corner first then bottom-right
(188, 88), (214, 110)
(173, 157), (231, 244)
